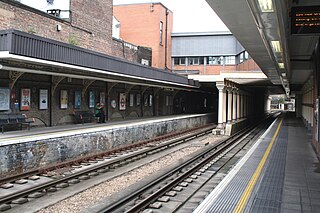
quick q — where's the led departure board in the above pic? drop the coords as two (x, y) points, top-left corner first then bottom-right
(291, 6), (320, 35)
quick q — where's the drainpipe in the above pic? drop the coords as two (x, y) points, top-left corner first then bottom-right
(165, 9), (168, 70)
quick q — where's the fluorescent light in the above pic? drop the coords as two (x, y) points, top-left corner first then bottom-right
(270, 41), (282, 53)
(278, 63), (284, 69)
(281, 72), (286, 77)
(258, 0), (274, 12)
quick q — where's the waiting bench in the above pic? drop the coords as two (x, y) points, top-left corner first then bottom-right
(73, 111), (94, 124)
(0, 113), (34, 133)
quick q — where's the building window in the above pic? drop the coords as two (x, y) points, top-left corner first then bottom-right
(160, 21), (163, 45)
(179, 58), (186, 65)
(239, 52), (244, 63)
(244, 51), (249, 60)
(225, 56), (236, 65)
(207, 56), (223, 65)
(173, 58), (179, 65)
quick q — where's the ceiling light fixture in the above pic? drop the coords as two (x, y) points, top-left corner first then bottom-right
(258, 0), (274, 12)
(278, 63), (284, 69)
(270, 41), (282, 53)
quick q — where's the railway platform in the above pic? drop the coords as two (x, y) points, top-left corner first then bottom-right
(194, 112), (320, 213)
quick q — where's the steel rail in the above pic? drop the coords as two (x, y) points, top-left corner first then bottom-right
(97, 114), (277, 213)
(0, 125), (214, 206)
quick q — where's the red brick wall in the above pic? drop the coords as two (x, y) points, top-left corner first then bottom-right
(236, 59), (261, 71)
(0, 0), (112, 55)
(173, 64), (237, 75)
(114, 3), (173, 70)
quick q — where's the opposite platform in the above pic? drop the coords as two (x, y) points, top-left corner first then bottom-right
(195, 112), (320, 213)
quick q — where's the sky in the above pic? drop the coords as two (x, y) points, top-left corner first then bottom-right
(113, 0), (229, 33)
(20, 0), (229, 33)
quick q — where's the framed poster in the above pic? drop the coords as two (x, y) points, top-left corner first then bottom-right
(39, 89), (48, 110)
(165, 96), (169, 106)
(111, 100), (116, 109)
(60, 90), (68, 109)
(144, 95), (148, 106)
(149, 95), (153, 106)
(119, 93), (126, 110)
(100, 92), (105, 106)
(136, 94), (141, 106)
(21, 88), (31, 111)
(129, 94), (134, 107)
(89, 91), (95, 108)
(74, 91), (81, 109)
(0, 88), (10, 111)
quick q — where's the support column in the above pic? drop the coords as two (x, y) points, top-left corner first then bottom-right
(216, 82), (225, 129)
(232, 88), (237, 122)
(223, 88), (227, 126)
(236, 90), (240, 120)
(227, 87), (233, 124)
(240, 93), (244, 119)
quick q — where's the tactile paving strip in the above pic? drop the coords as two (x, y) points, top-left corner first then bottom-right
(204, 119), (285, 212)
(245, 123), (288, 213)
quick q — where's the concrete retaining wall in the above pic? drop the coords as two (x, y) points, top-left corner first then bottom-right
(0, 114), (214, 178)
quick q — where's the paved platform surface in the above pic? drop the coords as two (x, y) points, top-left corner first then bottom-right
(194, 112), (320, 213)
(0, 114), (210, 145)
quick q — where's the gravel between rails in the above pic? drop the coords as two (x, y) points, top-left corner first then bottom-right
(37, 146), (202, 213)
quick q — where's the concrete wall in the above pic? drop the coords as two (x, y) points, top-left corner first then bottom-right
(0, 114), (214, 178)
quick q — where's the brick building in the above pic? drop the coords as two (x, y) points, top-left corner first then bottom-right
(0, 0), (203, 127)
(171, 32), (261, 76)
(114, 3), (173, 70)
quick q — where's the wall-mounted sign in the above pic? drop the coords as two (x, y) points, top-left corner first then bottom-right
(21, 88), (31, 111)
(100, 92), (105, 106)
(39, 89), (48, 110)
(89, 91), (95, 108)
(136, 94), (141, 106)
(0, 88), (10, 111)
(111, 100), (116, 109)
(129, 94), (134, 107)
(74, 91), (81, 109)
(149, 95), (153, 106)
(119, 93), (126, 110)
(291, 6), (320, 35)
(60, 90), (68, 109)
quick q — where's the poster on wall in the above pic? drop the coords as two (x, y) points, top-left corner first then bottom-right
(100, 92), (105, 106)
(74, 91), (81, 109)
(60, 90), (68, 109)
(149, 95), (153, 106)
(144, 95), (148, 106)
(119, 93), (126, 110)
(129, 94), (134, 107)
(39, 89), (48, 110)
(136, 94), (141, 106)
(89, 91), (95, 108)
(0, 88), (10, 111)
(21, 88), (31, 111)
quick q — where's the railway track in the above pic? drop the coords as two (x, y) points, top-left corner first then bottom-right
(95, 114), (278, 213)
(0, 124), (214, 212)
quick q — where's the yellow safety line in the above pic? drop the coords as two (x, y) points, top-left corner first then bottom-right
(233, 118), (283, 213)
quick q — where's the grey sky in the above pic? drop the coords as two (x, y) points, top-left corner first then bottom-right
(114, 0), (229, 33)
(20, 0), (229, 33)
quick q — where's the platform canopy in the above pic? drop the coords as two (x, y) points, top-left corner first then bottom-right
(206, 0), (319, 96)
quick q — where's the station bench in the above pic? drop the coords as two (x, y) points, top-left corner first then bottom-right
(73, 110), (94, 124)
(0, 113), (34, 133)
